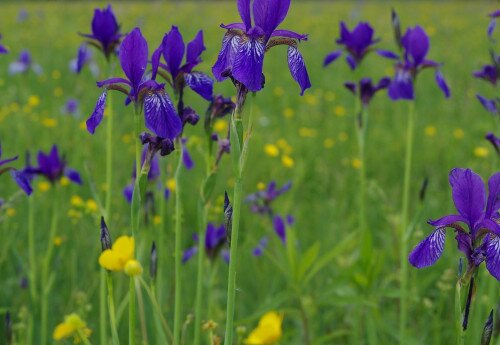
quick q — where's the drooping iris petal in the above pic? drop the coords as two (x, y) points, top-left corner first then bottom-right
(345, 55), (356, 70)
(486, 132), (500, 154)
(388, 68), (414, 100)
(435, 70), (450, 98)
(10, 170), (32, 195)
(232, 34), (266, 91)
(86, 91), (107, 134)
(287, 46), (311, 96)
(449, 168), (486, 229)
(473, 65), (498, 86)
(488, 19), (497, 38)
(428, 214), (467, 228)
(273, 215), (286, 244)
(182, 246), (198, 263)
(119, 27), (148, 90)
(271, 30), (308, 40)
(237, 0), (252, 32)
(185, 71), (214, 100)
(401, 26), (429, 67)
(65, 168), (82, 185)
(377, 49), (399, 60)
(143, 91), (182, 139)
(96, 77), (131, 88)
(485, 172), (500, 219)
(185, 30), (206, 71)
(182, 143), (194, 170)
(344, 82), (356, 94)
(212, 32), (241, 81)
(253, 0), (291, 38)
(323, 50), (342, 67)
(76, 44), (89, 74)
(164, 26), (185, 79)
(477, 94), (499, 114)
(408, 227), (446, 268)
(486, 235), (500, 280)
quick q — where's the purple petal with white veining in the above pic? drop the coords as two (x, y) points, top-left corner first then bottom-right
(86, 91), (107, 134)
(485, 172), (500, 219)
(253, 0), (291, 38)
(143, 90), (182, 139)
(232, 35), (266, 91)
(287, 46), (311, 96)
(388, 68), (414, 100)
(428, 214), (467, 228)
(408, 227), (446, 268)
(486, 235), (500, 280)
(212, 31), (241, 81)
(185, 71), (213, 100)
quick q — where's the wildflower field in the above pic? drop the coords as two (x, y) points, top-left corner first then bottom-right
(0, 1), (499, 344)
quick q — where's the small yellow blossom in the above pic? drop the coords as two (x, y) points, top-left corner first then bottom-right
(53, 313), (91, 342)
(23, 105), (32, 114)
(324, 91), (336, 102)
(424, 126), (436, 137)
(153, 215), (161, 225)
(264, 144), (279, 157)
(6, 208), (16, 217)
(54, 87), (63, 98)
(27, 95), (40, 107)
(244, 311), (283, 345)
(304, 94), (318, 106)
(42, 118), (57, 128)
(282, 107), (294, 118)
(51, 70), (61, 80)
(323, 138), (335, 149)
(70, 195), (84, 207)
(124, 259), (143, 276)
(79, 121), (87, 130)
(10, 102), (20, 112)
(273, 87), (284, 97)
(86, 199), (98, 213)
(474, 146), (489, 158)
(60, 176), (70, 187)
(99, 236), (135, 272)
(54, 236), (63, 246)
(334, 105), (346, 117)
(166, 178), (176, 192)
(338, 132), (348, 142)
(276, 139), (292, 154)
(68, 209), (82, 221)
(281, 155), (294, 168)
(38, 181), (51, 192)
(453, 128), (464, 139)
(122, 134), (132, 144)
(351, 158), (362, 169)
(214, 119), (228, 133)
(298, 127), (317, 138)
(257, 182), (266, 191)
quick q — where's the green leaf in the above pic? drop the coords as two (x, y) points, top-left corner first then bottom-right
(230, 117), (242, 175)
(201, 172), (217, 203)
(297, 242), (320, 283)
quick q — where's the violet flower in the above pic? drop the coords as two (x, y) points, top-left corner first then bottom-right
(252, 236), (268, 256)
(324, 21), (379, 70)
(152, 26), (213, 101)
(182, 223), (228, 263)
(212, 0), (311, 95)
(379, 12), (450, 100)
(9, 50), (42, 75)
(477, 94), (500, 115)
(70, 44), (99, 76)
(486, 132), (500, 154)
(488, 10), (500, 37)
(79, 5), (121, 60)
(344, 77), (391, 107)
(86, 28), (182, 139)
(61, 98), (80, 117)
(181, 138), (194, 170)
(0, 35), (7, 54)
(246, 181), (291, 216)
(27, 145), (82, 185)
(473, 58), (499, 87)
(409, 168), (500, 280)
(0, 144), (32, 195)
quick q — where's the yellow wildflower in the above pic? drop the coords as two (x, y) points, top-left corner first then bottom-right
(54, 236), (63, 246)
(38, 181), (51, 192)
(298, 127), (317, 138)
(281, 155), (294, 168)
(273, 87), (284, 97)
(282, 107), (294, 118)
(244, 311), (283, 345)
(166, 178), (176, 192)
(324, 91), (336, 102)
(264, 144), (279, 157)
(86, 199), (98, 213)
(323, 138), (335, 149)
(70, 195), (84, 207)
(53, 313), (91, 342)
(153, 215), (162, 225)
(79, 121), (87, 131)
(41, 118), (57, 128)
(60, 176), (70, 187)
(214, 119), (228, 133)
(304, 94), (318, 106)
(334, 105), (346, 117)
(351, 159), (362, 169)
(257, 182), (266, 191)
(6, 208), (16, 217)
(474, 146), (489, 158)
(99, 236), (142, 276)
(424, 126), (436, 137)
(54, 87), (63, 98)
(27, 95), (40, 107)
(453, 128), (464, 139)
(51, 70), (61, 80)
(122, 134), (132, 144)
(338, 132), (348, 142)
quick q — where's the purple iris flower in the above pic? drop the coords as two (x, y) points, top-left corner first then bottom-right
(344, 77), (391, 106)
(409, 168), (500, 280)
(152, 26), (213, 101)
(70, 44), (99, 76)
(246, 181), (291, 216)
(477, 94), (500, 115)
(212, 0), (311, 95)
(0, 35), (7, 54)
(488, 10), (500, 37)
(324, 21), (379, 70)
(86, 27), (182, 139)
(182, 223), (228, 263)
(9, 50), (42, 75)
(27, 145), (82, 185)
(181, 138), (194, 170)
(486, 132), (500, 154)
(252, 236), (268, 256)
(0, 144), (32, 195)
(473, 61), (499, 86)
(79, 5), (121, 59)
(273, 214), (287, 244)
(379, 20), (450, 100)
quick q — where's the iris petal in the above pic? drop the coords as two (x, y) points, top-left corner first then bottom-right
(185, 71), (214, 100)
(143, 90), (182, 139)
(232, 36), (266, 91)
(86, 91), (107, 134)
(287, 46), (311, 96)
(408, 227), (446, 268)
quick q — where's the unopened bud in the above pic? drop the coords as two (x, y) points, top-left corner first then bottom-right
(150, 241), (157, 280)
(124, 259), (143, 277)
(481, 309), (494, 345)
(100, 217), (112, 251)
(224, 191), (233, 246)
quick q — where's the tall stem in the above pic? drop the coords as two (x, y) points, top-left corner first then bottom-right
(28, 195), (37, 305)
(129, 276), (136, 345)
(173, 144), (184, 345)
(224, 87), (249, 345)
(131, 105), (142, 236)
(193, 203), (208, 345)
(399, 101), (416, 343)
(106, 274), (120, 345)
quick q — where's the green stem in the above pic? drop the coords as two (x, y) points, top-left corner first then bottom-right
(40, 187), (59, 345)
(28, 195), (37, 305)
(105, 82), (114, 218)
(129, 276), (136, 345)
(193, 203), (208, 345)
(131, 106), (143, 236)
(143, 279), (173, 344)
(99, 269), (107, 345)
(77, 328), (93, 345)
(173, 145), (184, 345)
(106, 273), (120, 345)
(399, 101), (416, 343)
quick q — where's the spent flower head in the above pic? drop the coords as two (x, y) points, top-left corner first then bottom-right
(212, 0), (311, 95)
(409, 168), (500, 280)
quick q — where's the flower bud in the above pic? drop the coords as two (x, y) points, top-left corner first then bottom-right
(124, 259), (143, 277)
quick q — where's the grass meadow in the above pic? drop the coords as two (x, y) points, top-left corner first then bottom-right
(0, 1), (498, 344)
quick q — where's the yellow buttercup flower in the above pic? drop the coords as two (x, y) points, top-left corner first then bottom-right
(99, 236), (136, 273)
(244, 311), (284, 345)
(53, 313), (91, 342)
(264, 144), (279, 157)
